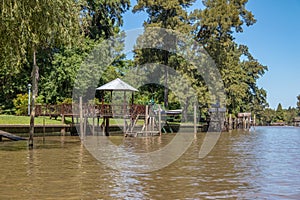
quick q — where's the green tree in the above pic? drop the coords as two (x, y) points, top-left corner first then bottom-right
(285, 106), (297, 125)
(297, 95), (300, 115)
(0, 0), (81, 146)
(13, 93), (29, 116)
(133, 0), (196, 108)
(80, 0), (130, 39)
(192, 0), (268, 115)
(275, 103), (285, 122)
(38, 1), (130, 103)
(261, 108), (276, 125)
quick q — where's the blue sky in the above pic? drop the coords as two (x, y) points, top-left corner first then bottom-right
(122, 0), (300, 109)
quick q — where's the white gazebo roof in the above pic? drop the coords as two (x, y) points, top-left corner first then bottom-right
(96, 78), (138, 92)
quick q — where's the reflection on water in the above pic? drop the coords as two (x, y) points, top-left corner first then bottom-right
(1, 127), (300, 199)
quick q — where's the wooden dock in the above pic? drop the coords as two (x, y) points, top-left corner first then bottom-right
(0, 130), (27, 141)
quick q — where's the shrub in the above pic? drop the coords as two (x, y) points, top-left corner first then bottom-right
(58, 98), (73, 105)
(88, 98), (101, 105)
(13, 93), (29, 115)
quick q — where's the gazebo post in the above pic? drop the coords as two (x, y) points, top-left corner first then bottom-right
(131, 92), (134, 106)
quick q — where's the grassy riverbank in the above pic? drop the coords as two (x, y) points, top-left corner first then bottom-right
(0, 115), (144, 125)
(0, 115), (197, 127)
(0, 115), (64, 125)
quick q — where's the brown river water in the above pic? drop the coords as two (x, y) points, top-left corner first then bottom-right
(0, 126), (300, 199)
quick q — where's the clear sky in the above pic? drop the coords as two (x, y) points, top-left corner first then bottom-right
(122, 0), (300, 109)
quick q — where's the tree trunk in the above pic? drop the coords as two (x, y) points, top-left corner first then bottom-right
(182, 97), (191, 122)
(164, 65), (169, 108)
(164, 50), (169, 109)
(29, 49), (38, 147)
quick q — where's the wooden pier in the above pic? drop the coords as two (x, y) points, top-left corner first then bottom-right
(32, 97), (255, 135)
(33, 102), (204, 136)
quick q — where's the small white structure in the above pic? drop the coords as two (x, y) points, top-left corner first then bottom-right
(96, 78), (138, 136)
(96, 78), (138, 92)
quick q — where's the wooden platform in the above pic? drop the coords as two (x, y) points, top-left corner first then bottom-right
(0, 124), (71, 135)
(125, 131), (160, 137)
(0, 130), (27, 141)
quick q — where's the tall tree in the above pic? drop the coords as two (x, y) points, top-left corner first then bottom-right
(0, 0), (80, 146)
(192, 0), (268, 114)
(0, 0), (131, 110)
(133, 0), (196, 108)
(80, 0), (130, 39)
(275, 103), (285, 122)
(38, 0), (130, 103)
(261, 108), (276, 125)
(276, 103), (285, 122)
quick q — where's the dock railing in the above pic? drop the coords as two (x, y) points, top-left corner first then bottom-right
(35, 103), (147, 119)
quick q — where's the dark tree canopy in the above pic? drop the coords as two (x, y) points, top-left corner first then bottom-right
(0, 0), (269, 126)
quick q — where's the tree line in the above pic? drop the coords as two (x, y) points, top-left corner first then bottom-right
(257, 96), (300, 126)
(1, 0), (268, 125)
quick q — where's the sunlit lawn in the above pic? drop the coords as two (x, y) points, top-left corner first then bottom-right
(0, 115), (146, 125)
(0, 115), (198, 126)
(0, 115), (64, 125)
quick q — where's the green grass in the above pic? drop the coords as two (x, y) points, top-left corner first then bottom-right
(0, 115), (145, 125)
(0, 115), (201, 126)
(0, 115), (64, 125)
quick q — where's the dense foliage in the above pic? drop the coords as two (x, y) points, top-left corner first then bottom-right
(0, 0), (276, 124)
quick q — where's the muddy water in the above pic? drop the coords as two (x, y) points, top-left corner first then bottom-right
(1, 126), (300, 199)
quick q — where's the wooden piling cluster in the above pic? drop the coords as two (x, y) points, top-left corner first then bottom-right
(226, 112), (254, 131)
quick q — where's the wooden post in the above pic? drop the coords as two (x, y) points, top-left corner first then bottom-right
(28, 49), (38, 148)
(43, 112), (46, 142)
(229, 114), (232, 131)
(79, 97), (83, 140)
(105, 117), (110, 136)
(83, 116), (87, 138)
(253, 114), (256, 127)
(194, 103), (197, 134)
(151, 117), (154, 132)
(158, 105), (161, 135)
(102, 117), (105, 136)
(123, 91), (127, 135)
(145, 105), (149, 132)
(92, 116), (95, 136)
(61, 114), (65, 135)
(247, 117), (250, 129)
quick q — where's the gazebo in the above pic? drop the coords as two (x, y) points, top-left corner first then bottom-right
(96, 78), (138, 92)
(96, 78), (138, 136)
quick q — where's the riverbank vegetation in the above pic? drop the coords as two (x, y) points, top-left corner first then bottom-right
(256, 96), (300, 126)
(0, 1), (271, 126)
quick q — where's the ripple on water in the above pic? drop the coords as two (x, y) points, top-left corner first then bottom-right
(0, 128), (300, 199)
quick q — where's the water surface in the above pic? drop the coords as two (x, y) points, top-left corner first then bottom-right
(1, 126), (300, 199)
